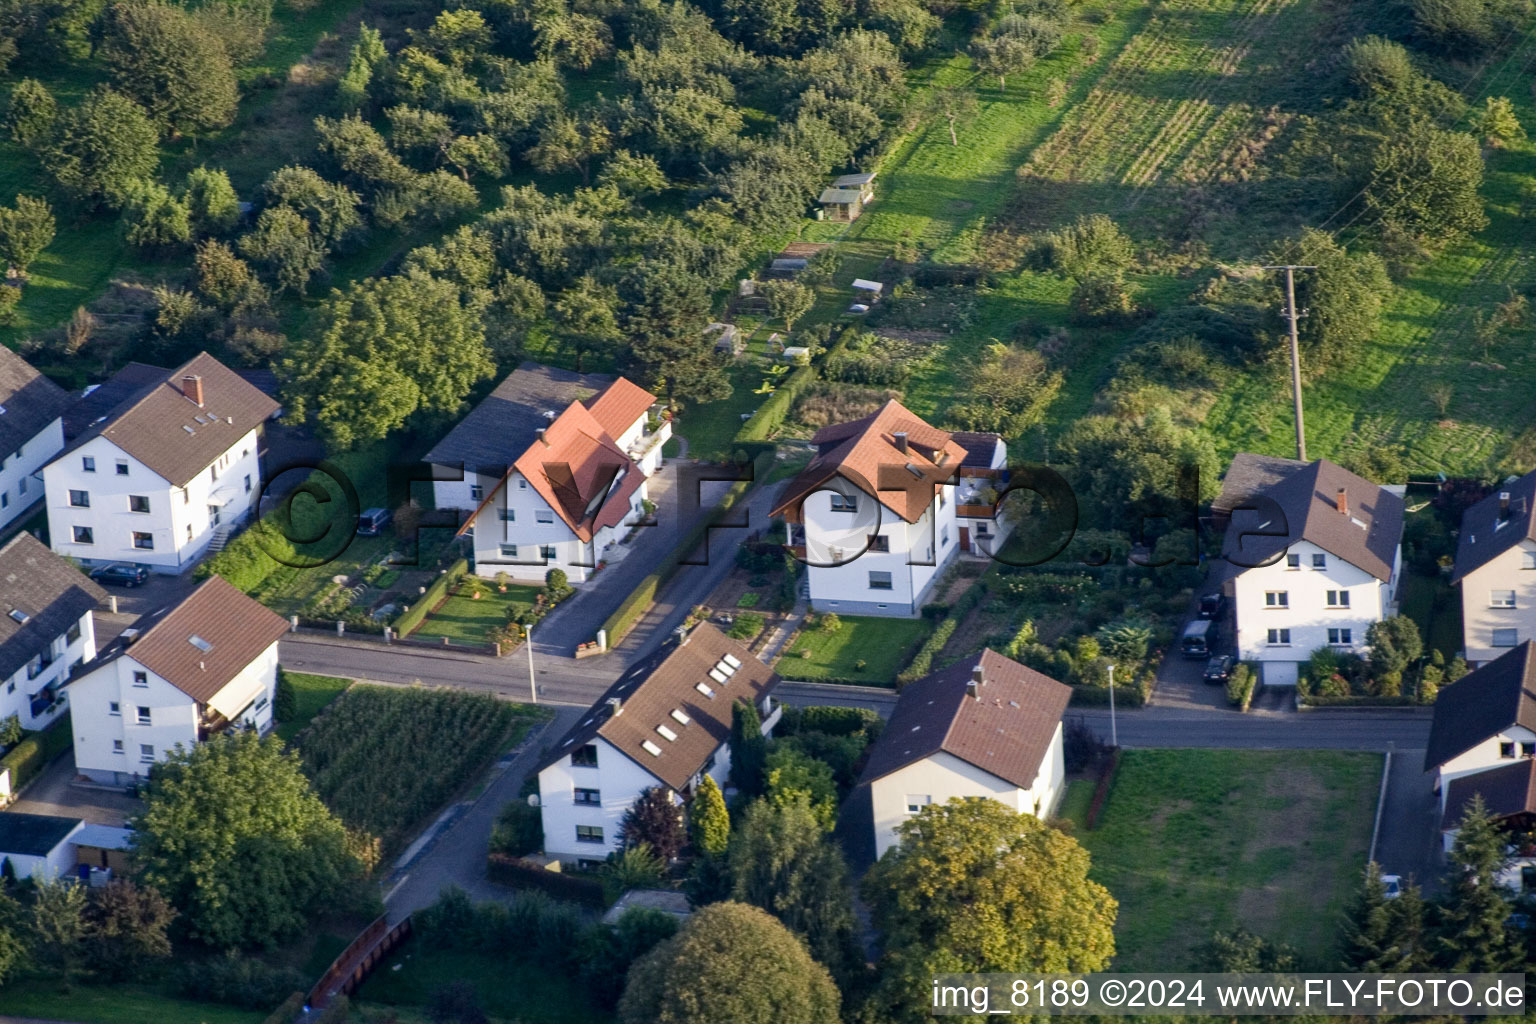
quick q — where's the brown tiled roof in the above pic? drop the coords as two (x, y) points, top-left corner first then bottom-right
(64, 353), (279, 487)
(583, 377), (654, 439)
(63, 363), (166, 440)
(771, 399), (967, 524)
(1425, 642), (1536, 770)
(0, 346), (67, 457)
(859, 648), (1071, 792)
(99, 576), (288, 704)
(1442, 758), (1536, 830)
(0, 534), (105, 681)
(1220, 458), (1403, 582)
(536, 623), (779, 792)
(1211, 452), (1308, 517)
(1452, 469), (1536, 583)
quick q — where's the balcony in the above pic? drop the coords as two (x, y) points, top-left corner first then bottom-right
(197, 707), (231, 743)
(955, 503), (996, 519)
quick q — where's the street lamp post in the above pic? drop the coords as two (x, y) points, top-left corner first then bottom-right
(1107, 663), (1117, 748)
(523, 620), (537, 704)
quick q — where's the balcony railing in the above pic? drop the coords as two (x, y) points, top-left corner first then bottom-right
(955, 503), (995, 518)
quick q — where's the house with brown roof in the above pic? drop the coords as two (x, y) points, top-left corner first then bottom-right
(43, 353), (279, 574)
(445, 373), (669, 583)
(0, 346), (69, 532)
(1450, 469), (1536, 667)
(65, 575), (289, 787)
(858, 648), (1071, 859)
(771, 400), (968, 617)
(1220, 457), (1404, 686)
(534, 623), (778, 865)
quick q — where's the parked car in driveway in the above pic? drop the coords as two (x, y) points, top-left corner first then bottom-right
(1198, 592), (1227, 619)
(357, 507), (392, 537)
(1181, 618), (1218, 659)
(89, 563), (149, 588)
(1202, 655), (1234, 685)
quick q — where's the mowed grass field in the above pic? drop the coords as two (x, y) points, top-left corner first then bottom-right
(1078, 749), (1381, 970)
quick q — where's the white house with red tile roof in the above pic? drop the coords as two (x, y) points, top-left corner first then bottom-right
(453, 376), (670, 582)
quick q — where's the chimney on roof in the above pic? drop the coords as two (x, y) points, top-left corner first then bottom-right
(537, 427), (549, 446)
(967, 663), (984, 701)
(182, 374), (204, 407)
(1499, 491), (1511, 519)
(607, 696), (623, 717)
(893, 431), (908, 453)
(1335, 487), (1348, 516)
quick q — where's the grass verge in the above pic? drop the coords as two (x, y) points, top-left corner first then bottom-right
(357, 947), (613, 1024)
(275, 671), (350, 743)
(0, 979), (264, 1024)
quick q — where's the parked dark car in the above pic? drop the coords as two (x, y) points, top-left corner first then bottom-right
(1198, 592), (1227, 619)
(89, 563), (150, 587)
(357, 507), (392, 537)
(1202, 655), (1235, 686)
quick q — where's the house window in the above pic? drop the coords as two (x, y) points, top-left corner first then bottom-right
(571, 744), (598, 768)
(575, 825), (604, 844)
(136, 706), (151, 725)
(1501, 741), (1516, 758)
(1525, 742), (1536, 757)
(1265, 591), (1289, 608)
(518, 479), (527, 489)
(133, 671), (148, 687)
(186, 524), (193, 542)
(868, 535), (890, 553)
(1312, 553), (1326, 568)
(109, 701), (120, 716)
(976, 522), (989, 536)
(128, 495), (150, 514)
(68, 489), (89, 508)
(574, 788), (601, 805)
(72, 526), (92, 544)
(139, 744), (155, 764)
(499, 508), (515, 522)
(906, 795), (931, 814)
(81, 456), (95, 472)
(535, 509), (554, 524)
(1491, 589), (1517, 608)
(470, 484), (484, 501)
(940, 526), (949, 546)
(16, 477), (23, 495)
(869, 571), (893, 590)
(1493, 628), (1519, 647)
(499, 544), (518, 558)
(115, 461), (128, 475)
(132, 532), (154, 550)
(1328, 628), (1353, 645)
(0, 492), (8, 509)
(112, 740), (123, 753)
(1266, 628), (1291, 645)
(244, 474), (252, 494)
(66, 622), (80, 645)
(1326, 590), (1350, 608)
(1286, 553), (1300, 568)
(829, 493), (858, 512)
(540, 544), (556, 560)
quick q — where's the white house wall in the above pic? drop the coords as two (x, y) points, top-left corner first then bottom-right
(802, 479), (958, 617)
(44, 430), (262, 573)
(0, 417), (62, 531)
(0, 830), (79, 881)
(1435, 726), (1536, 803)
(539, 736), (664, 864)
(0, 608), (94, 731)
(870, 750), (1035, 860)
(1232, 538), (1398, 683)
(1459, 539), (1536, 666)
(470, 470), (645, 583)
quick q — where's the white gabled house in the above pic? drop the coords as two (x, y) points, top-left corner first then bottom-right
(0, 346), (69, 531)
(857, 648), (1071, 859)
(1451, 470), (1536, 668)
(1220, 457), (1404, 686)
(773, 400), (979, 618)
(950, 431), (1015, 559)
(535, 623), (778, 865)
(446, 374), (669, 582)
(66, 575), (289, 787)
(43, 353), (279, 574)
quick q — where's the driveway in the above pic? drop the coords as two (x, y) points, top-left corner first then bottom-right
(7, 751), (141, 826)
(1372, 745), (1441, 889)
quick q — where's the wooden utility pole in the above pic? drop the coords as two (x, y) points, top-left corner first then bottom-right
(1261, 264), (1315, 462)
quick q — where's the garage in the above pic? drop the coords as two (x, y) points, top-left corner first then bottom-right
(1261, 660), (1299, 687)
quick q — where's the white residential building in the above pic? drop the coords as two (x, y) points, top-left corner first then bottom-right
(1221, 457), (1404, 686)
(773, 400), (970, 617)
(1452, 471), (1536, 667)
(858, 648), (1071, 860)
(44, 353), (279, 574)
(0, 813), (132, 881)
(66, 575), (289, 787)
(535, 623), (779, 865)
(0, 534), (105, 744)
(445, 375), (669, 582)
(0, 346), (69, 532)
(950, 431), (1015, 559)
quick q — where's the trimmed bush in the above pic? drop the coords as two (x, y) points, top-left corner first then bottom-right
(194, 522), (298, 592)
(0, 711), (72, 796)
(1225, 662), (1256, 711)
(177, 954), (307, 1009)
(727, 612), (765, 640)
(392, 558), (468, 636)
(486, 853), (606, 906)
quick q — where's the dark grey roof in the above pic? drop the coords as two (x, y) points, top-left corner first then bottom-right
(1424, 642), (1536, 770)
(1442, 758), (1536, 829)
(0, 347), (67, 457)
(950, 431), (1003, 469)
(424, 362), (611, 473)
(0, 811), (80, 857)
(62, 363), (168, 440)
(1220, 458), (1403, 582)
(1212, 452), (1308, 516)
(1452, 469), (1536, 583)
(0, 533), (106, 681)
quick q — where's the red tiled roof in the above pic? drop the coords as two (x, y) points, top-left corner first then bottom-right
(583, 378), (654, 439)
(771, 399), (966, 524)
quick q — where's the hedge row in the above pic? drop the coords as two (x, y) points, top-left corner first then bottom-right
(599, 451), (774, 646)
(392, 559), (468, 636)
(194, 521), (298, 592)
(1068, 679), (1152, 708)
(897, 581), (990, 686)
(1300, 694), (1415, 708)
(0, 711), (72, 796)
(1226, 663), (1257, 711)
(736, 325), (862, 442)
(486, 852), (606, 907)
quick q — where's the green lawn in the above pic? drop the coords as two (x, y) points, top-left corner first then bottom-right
(410, 582), (544, 644)
(276, 671), (350, 742)
(778, 615), (933, 684)
(0, 979), (264, 1024)
(1055, 777), (1096, 828)
(1079, 749), (1381, 970)
(1398, 570), (1463, 664)
(357, 946), (613, 1024)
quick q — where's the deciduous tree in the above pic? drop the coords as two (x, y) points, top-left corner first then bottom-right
(617, 786), (686, 862)
(183, 166), (240, 236)
(0, 194), (54, 274)
(5, 78), (55, 149)
(759, 278), (814, 332)
(84, 879), (174, 981)
(98, 0), (238, 135)
(42, 88), (160, 209)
